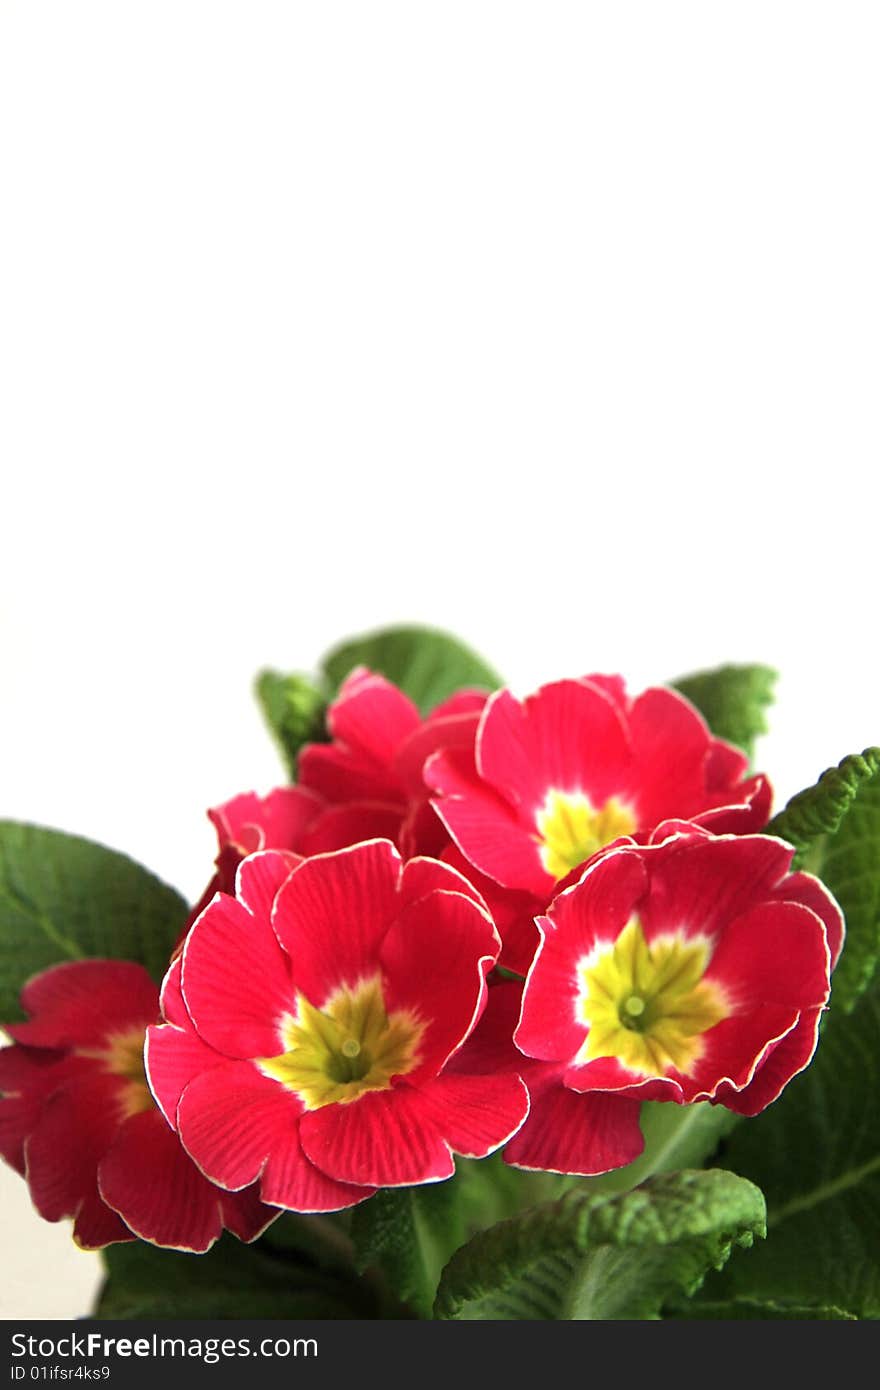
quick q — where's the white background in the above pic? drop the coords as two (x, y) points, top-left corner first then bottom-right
(1, 2), (878, 1319)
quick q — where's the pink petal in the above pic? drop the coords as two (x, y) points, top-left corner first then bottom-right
(771, 871), (845, 970)
(298, 742), (404, 805)
(210, 786), (321, 852)
(414, 1073), (530, 1158)
(433, 778), (552, 895)
(99, 1108), (226, 1252)
(622, 686), (713, 825)
(72, 1193), (134, 1250)
(145, 1021), (226, 1128)
(0, 1094), (44, 1173)
(299, 1085), (454, 1188)
(220, 1184), (280, 1242)
(694, 778), (773, 834)
(398, 853), (490, 915)
(327, 669), (421, 766)
(181, 893), (294, 1058)
(440, 845), (543, 975)
(298, 802), (405, 855)
(394, 708), (482, 799)
(515, 849), (648, 1064)
(272, 840), (401, 1003)
(503, 1081), (644, 1175)
(581, 674), (629, 709)
(477, 681), (632, 816)
(158, 957), (187, 1026)
(10, 961), (158, 1049)
(683, 1005), (802, 1102)
(564, 1056), (683, 1101)
(638, 833), (796, 943)
(260, 1127), (373, 1213)
(236, 849), (301, 921)
(427, 690), (490, 721)
(176, 1059), (303, 1191)
(24, 1071), (126, 1222)
(704, 738), (750, 788)
(705, 900), (830, 1012)
(447, 981), (533, 1078)
(0, 1047), (92, 1172)
(720, 1007), (824, 1116)
(380, 891), (498, 1081)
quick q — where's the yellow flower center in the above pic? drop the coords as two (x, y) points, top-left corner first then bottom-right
(81, 1027), (154, 1118)
(258, 976), (424, 1110)
(575, 918), (728, 1077)
(536, 790), (636, 880)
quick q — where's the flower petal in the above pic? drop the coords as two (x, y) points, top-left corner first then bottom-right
(380, 890), (498, 1080)
(770, 871), (845, 969)
(327, 669), (421, 767)
(432, 775), (552, 895)
(210, 787), (321, 853)
(706, 900), (830, 1012)
(477, 681), (632, 815)
(503, 1081), (644, 1176)
(515, 849), (648, 1063)
(260, 1127), (373, 1213)
(638, 833), (796, 944)
(24, 1071), (127, 1222)
(399, 854), (490, 915)
(181, 893), (294, 1058)
(220, 1184), (280, 1242)
(414, 1073), (529, 1158)
(99, 1109), (227, 1252)
(721, 1007), (824, 1116)
(176, 1059), (303, 1191)
(298, 1085), (454, 1188)
(9, 962), (158, 1049)
(145, 1021), (226, 1128)
(298, 803), (404, 855)
(236, 850), (301, 921)
(272, 840), (402, 1003)
(72, 1194), (134, 1250)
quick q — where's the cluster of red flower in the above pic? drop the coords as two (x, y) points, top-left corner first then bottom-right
(0, 671), (841, 1252)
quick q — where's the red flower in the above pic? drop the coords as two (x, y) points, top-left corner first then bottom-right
(146, 842), (528, 1204)
(298, 668), (487, 858)
(180, 783), (401, 951)
(0, 961), (275, 1250)
(469, 824), (842, 1176)
(428, 675), (772, 904)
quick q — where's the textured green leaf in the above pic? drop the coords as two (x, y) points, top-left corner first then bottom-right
(350, 1181), (465, 1318)
(0, 822), (188, 1021)
(669, 1298), (856, 1320)
(254, 669), (328, 778)
(321, 625), (502, 715)
(98, 1235), (372, 1319)
(695, 980), (880, 1319)
(434, 1169), (765, 1320)
(766, 748), (880, 1011)
(672, 664), (777, 760)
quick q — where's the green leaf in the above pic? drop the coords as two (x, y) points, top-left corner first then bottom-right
(766, 748), (880, 1011)
(350, 1181), (466, 1318)
(321, 625), (502, 715)
(669, 1298), (856, 1320)
(254, 669), (328, 778)
(0, 822), (188, 1022)
(579, 1100), (740, 1196)
(672, 664), (777, 760)
(694, 979), (880, 1319)
(434, 1169), (765, 1320)
(97, 1235), (372, 1319)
